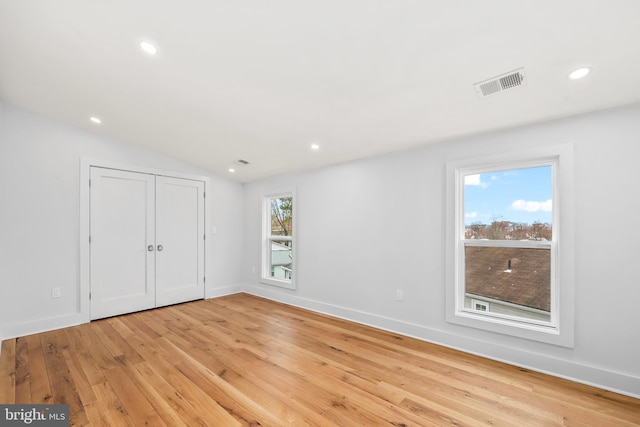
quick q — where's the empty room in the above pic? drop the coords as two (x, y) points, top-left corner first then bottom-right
(1, 1), (640, 425)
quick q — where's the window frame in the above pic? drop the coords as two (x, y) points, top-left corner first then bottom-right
(446, 144), (574, 347)
(260, 189), (296, 290)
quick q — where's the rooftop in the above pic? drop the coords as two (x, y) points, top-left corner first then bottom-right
(465, 246), (550, 312)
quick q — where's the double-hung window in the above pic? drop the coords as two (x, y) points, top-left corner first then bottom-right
(446, 145), (574, 347)
(261, 190), (296, 289)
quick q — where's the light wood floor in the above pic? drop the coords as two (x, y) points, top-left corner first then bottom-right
(1, 294), (639, 426)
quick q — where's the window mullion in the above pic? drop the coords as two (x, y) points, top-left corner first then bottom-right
(269, 236), (292, 242)
(462, 239), (551, 249)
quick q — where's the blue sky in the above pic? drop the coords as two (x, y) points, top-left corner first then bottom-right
(464, 165), (552, 226)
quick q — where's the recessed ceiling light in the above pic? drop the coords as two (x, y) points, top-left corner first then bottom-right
(228, 168), (236, 173)
(568, 67), (591, 80)
(139, 40), (158, 56)
(310, 143), (320, 151)
(90, 116), (102, 124)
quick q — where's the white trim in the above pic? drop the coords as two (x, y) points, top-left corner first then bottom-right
(445, 144), (575, 347)
(80, 157), (211, 322)
(205, 285), (244, 299)
(241, 285), (639, 399)
(0, 313), (85, 342)
(80, 157), (212, 181)
(260, 276), (295, 289)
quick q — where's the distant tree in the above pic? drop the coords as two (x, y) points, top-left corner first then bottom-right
(509, 222), (529, 240)
(466, 221), (486, 239)
(529, 221), (552, 241)
(271, 197), (292, 236)
(465, 218), (552, 241)
(487, 216), (510, 240)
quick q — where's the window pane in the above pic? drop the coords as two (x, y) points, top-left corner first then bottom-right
(464, 166), (552, 241)
(270, 196), (293, 237)
(464, 246), (550, 322)
(270, 240), (293, 280)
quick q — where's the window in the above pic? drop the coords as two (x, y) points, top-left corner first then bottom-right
(446, 145), (574, 347)
(464, 164), (554, 324)
(472, 299), (490, 312)
(261, 190), (296, 289)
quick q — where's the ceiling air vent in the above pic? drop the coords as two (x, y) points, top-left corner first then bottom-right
(235, 159), (250, 166)
(474, 68), (526, 97)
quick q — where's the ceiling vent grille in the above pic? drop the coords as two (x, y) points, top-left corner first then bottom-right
(235, 159), (250, 166)
(474, 68), (526, 97)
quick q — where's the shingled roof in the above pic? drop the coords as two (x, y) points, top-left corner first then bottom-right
(465, 246), (550, 312)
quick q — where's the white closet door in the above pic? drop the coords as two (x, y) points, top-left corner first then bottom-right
(155, 176), (205, 307)
(90, 167), (156, 320)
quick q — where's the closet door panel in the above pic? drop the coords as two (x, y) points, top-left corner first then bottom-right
(155, 176), (205, 307)
(90, 167), (156, 320)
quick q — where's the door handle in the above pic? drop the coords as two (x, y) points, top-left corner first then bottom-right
(157, 244), (164, 252)
(148, 245), (154, 252)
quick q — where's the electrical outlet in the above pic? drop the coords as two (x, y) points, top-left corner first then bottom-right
(396, 290), (404, 301)
(51, 288), (62, 298)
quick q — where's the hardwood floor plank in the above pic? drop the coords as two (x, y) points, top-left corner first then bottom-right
(300, 334), (549, 425)
(89, 320), (144, 365)
(135, 342), (242, 426)
(23, 334), (53, 404)
(62, 347), (96, 407)
(103, 365), (168, 427)
(90, 377), (135, 427)
(13, 337), (30, 403)
(40, 331), (89, 426)
(259, 336), (476, 426)
(172, 360), (295, 427)
(115, 357), (189, 427)
(0, 338), (16, 404)
(82, 400), (122, 427)
(212, 315), (433, 426)
(157, 302), (392, 425)
(64, 324), (117, 387)
(1, 293), (639, 426)
(153, 314), (343, 426)
(132, 360), (223, 427)
(113, 311), (163, 340)
(156, 332), (310, 426)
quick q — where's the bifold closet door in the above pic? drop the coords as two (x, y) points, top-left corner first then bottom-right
(155, 176), (205, 307)
(90, 167), (156, 320)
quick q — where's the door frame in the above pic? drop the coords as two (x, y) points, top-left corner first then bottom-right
(80, 158), (210, 323)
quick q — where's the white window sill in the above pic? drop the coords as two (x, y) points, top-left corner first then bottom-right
(260, 277), (296, 290)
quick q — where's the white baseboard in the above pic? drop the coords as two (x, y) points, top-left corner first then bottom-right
(242, 284), (640, 399)
(206, 284), (243, 299)
(0, 312), (85, 343)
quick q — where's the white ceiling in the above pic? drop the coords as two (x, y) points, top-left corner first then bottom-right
(1, 1), (640, 182)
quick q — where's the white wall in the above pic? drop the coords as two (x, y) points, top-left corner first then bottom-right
(242, 103), (640, 398)
(0, 102), (244, 340)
